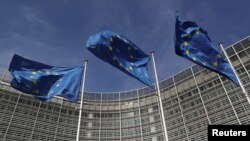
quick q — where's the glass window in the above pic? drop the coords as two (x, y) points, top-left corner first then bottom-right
(226, 47), (235, 56)
(233, 44), (243, 52)
(241, 38), (250, 47)
(174, 74), (180, 83)
(230, 55), (238, 62)
(120, 92), (126, 100)
(185, 68), (192, 77)
(95, 93), (101, 100)
(238, 51), (248, 59)
(192, 65), (199, 74)
(102, 93), (108, 101)
(113, 93), (119, 100)
(107, 93), (114, 100)
(179, 71), (186, 80)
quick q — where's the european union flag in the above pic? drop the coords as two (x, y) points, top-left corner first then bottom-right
(175, 16), (239, 85)
(86, 30), (152, 86)
(8, 54), (83, 102)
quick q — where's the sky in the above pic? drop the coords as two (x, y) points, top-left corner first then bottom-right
(0, 0), (249, 92)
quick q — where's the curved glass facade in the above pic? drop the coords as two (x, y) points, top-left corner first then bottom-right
(0, 36), (250, 141)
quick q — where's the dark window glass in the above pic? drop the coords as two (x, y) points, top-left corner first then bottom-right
(95, 93), (101, 100)
(113, 93), (119, 100)
(192, 65), (199, 74)
(226, 47), (235, 56)
(230, 55), (238, 62)
(102, 93), (108, 101)
(241, 38), (250, 47)
(120, 92), (126, 100)
(233, 44), (243, 52)
(238, 51), (247, 59)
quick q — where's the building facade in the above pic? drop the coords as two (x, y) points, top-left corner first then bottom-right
(0, 36), (250, 141)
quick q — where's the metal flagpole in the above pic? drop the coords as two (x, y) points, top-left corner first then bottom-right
(76, 60), (88, 141)
(218, 43), (250, 105)
(150, 51), (169, 141)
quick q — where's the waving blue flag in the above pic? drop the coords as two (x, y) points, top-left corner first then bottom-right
(86, 30), (152, 86)
(9, 54), (83, 102)
(175, 16), (239, 85)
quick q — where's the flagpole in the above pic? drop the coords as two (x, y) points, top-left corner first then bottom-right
(76, 60), (88, 141)
(150, 51), (169, 141)
(218, 43), (250, 104)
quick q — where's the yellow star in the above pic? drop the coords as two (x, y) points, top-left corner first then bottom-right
(188, 34), (192, 39)
(34, 89), (39, 94)
(195, 29), (200, 35)
(32, 80), (37, 85)
(128, 47), (131, 51)
(183, 41), (189, 46)
(119, 63), (123, 67)
(46, 70), (50, 75)
(217, 54), (222, 59)
(130, 55), (134, 59)
(112, 56), (117, 60)
(213, 61), (218, 67)
(185, 50), (190, 55)
(109, 46), (112, 51)
(128, 66), (133, 71)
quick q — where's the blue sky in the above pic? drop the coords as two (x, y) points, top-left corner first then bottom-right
(0, 0), (249, 92)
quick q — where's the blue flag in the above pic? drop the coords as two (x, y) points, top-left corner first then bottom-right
(86, 30), (152, 86)
(8, 54), (83, 102)
(175, 16), (239, 85)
